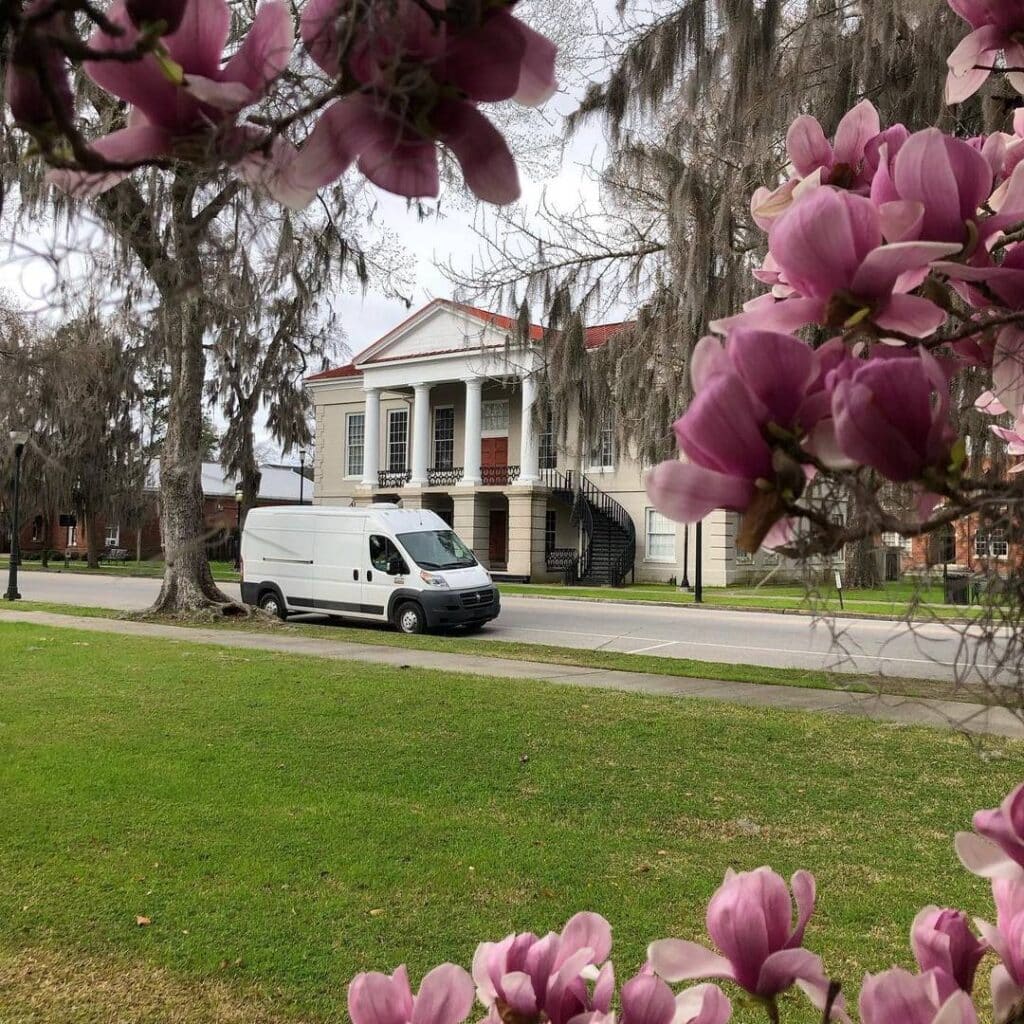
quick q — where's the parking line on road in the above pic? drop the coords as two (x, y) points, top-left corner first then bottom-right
(626, 641), (679, 654)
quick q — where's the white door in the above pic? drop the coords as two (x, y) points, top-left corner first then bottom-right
(312, 519), (369, 617)
(361, 529), (411, 619)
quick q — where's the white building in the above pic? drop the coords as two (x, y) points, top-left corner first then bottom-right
(305, 299), (770, 585)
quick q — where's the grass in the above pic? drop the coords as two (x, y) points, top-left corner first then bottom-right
(0, 556), (239, 581)
(0, 620), (1019, 1023)
(0, 599), (997, 706)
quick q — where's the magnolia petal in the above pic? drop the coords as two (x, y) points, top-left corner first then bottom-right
(434, 101), (519, 204)
(991, 965), (1022, 1024)
(993, 326), (1024, 419)
(851, 241), (960, 297)
(47, 123), (173, 196)
(593, 962), (615, 1013)
(709, 297), (825, 335)
(832, 99), (880, 168)
(300, 0), (341, 75)
(756, 948), (829, 998)
(164, 0), (231, 77)
(183, 74), (253, 110)
(411, 965), (475, 1024)
(787, 115), (832, 177)
(789, 870), (816, 947)
(349, 971), (414, 1024)
(647, 940), (734, 985)
(620, 973), (677, 1024)
(560, 913), (613, 967)
(945, 25), (1003, 104)
(500, 972), (539, 1016)
(955, 831), (1024, 880)
(874, 294), (948, 338)
(220, 0), (294, 101)
(673, 985), (732, 1024)
(879, 200), (925, 243)
(444, 9), (526, 103)
(513, 18), (558, 106)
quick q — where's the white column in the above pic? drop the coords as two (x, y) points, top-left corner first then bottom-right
(410, 382), (431, 486)
(518, 374), (540, 484)
(461, 377), (483, 485)
(361, 387), (380, 488)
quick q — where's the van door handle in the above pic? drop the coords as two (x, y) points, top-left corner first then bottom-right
(352, 569), (359, 581)
(367, 570), (373, 582)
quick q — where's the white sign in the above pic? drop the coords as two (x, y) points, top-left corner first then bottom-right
(834, 571), (843, 590)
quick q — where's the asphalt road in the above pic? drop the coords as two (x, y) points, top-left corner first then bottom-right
(6, 570), (1012, 683)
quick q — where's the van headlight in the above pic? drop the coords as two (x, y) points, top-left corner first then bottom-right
(419, 570), (449, 588)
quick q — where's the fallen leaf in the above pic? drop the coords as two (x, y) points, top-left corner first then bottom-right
(135, 916), (151, 927)
(369, 908), (385, 917)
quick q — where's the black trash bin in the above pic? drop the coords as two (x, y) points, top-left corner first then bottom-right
(944, 574), (971, 605)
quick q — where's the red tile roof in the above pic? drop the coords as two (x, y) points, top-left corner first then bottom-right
(305, 361), (361, 382)
(303, 301), (635, 382)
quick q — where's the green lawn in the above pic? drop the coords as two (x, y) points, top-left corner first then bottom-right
(4, 599), (990, 704)
(0, 557), (239, 581)
(0, 620), (1019, 1022)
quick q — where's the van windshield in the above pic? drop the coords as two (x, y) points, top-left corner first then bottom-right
(397, 530), (477, 570)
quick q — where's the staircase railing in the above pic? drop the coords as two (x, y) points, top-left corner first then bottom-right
(578, 473), (636, 586)
(540, 468), (594, 584)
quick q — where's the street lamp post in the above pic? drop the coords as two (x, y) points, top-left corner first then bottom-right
(694, 519), (703, 604)
(680, 524), (691, 590)
(234, 486), (243, 569)
(299, 449), (307, 505)
(5, 430), (29, 602)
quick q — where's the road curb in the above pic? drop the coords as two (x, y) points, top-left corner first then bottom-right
(499, 591), (974, 625)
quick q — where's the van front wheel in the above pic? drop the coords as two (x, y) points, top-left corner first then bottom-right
(396, 602), (426, 635)
(258, 590), (287, 621)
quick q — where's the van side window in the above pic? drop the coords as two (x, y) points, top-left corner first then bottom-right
(369, 535), (407, 575)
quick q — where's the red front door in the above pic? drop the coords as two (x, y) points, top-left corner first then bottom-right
(481, 437), (508, 467)
(489, 510), (508, 567)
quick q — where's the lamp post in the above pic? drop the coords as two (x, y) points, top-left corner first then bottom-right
(234, 486), (243, 569)
(679, 524), (691, 590)
(5, 430), (29, 602)
(299, 448), (307, 505)
(694, 519), (703, 604)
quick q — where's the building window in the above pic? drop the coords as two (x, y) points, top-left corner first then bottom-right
(645, 508), (675, 562)
(539, 406), (556, 470)
(346, 412), (365, 477)
(105, 524), (120, 547)
(481, 399), (509, 435)
(976, 528), (1009, 558)
(387, 409), (409, 472)
(590, 416), (615, 470)
(31, 516), (43, 542)
(66, 523), (77, 547)
(544, 510), (557, 554)
(433, 407), (455, 469)
(930, 526), (956, 563)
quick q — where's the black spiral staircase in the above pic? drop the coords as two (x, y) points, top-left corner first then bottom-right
(540, 469), (636, 587)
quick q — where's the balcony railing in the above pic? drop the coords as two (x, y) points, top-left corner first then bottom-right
(480, 465), (521, 486)
(378, 469), (411, 488)
(427, 466), (464, 486)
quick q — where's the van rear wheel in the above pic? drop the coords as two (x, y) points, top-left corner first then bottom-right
(396, 602), (425, 635)
(258, 590), (287, 621)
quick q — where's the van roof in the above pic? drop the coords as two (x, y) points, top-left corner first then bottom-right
(245, 504), (448, 533)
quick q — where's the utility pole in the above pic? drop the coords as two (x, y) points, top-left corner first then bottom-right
(4, 430), (29, 602)
(694, 519), (703, 604)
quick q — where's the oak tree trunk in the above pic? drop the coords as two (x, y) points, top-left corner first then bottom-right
(844, 535), (881, 589)
(85, 512), (101, 569)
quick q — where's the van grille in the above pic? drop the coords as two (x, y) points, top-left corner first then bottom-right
(460, 588), (495, 609)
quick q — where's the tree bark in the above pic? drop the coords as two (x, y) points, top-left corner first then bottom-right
(142, 178), (241, 616)
(843, 535), (881, 589)
(85, 512), (101, 568)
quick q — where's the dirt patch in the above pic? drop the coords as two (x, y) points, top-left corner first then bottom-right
(0, 947), (309, 1024)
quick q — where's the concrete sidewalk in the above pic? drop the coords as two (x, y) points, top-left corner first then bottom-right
(3, 610), (1021, 739)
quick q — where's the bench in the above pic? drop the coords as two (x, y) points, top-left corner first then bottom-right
(101, 547), (130, 564)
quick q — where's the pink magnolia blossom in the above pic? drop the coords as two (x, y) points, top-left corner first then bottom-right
(348, 965), (475, 1024)
(4, 0), (74, 139)
(647, 867), (843, 1019)
(974, 880), (1024, 1021)
(830, 349), (956, 483)
(291, 0), (556, 205)
(870, 128), (1024, 252)
(911, 907), (986, 994)
(956, 782), (1024, 880)
(946, 0), (1024, 103)
(48, 0), (295, 199)
(712, 189), (959, 337)
(614, 973), (731, 1024)
(787, 100), (881, 192)
(472, 912), (614, 1024)
(859, 968), (977, 1024)
(645, 328), (821, 529)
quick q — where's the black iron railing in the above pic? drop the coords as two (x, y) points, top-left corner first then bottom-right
(578, 473), (636, 586)
(427, 466), (464, 486)
(378, 469), (411, 488)
(480, 465), (521, 486)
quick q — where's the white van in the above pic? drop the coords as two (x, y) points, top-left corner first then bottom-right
(239, 504), (500, 633)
